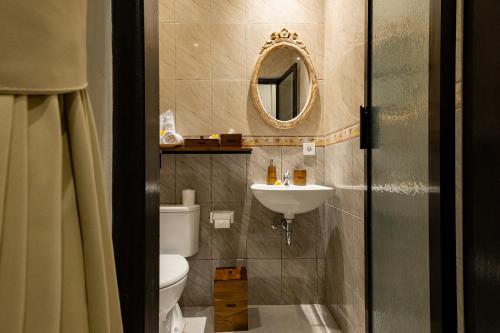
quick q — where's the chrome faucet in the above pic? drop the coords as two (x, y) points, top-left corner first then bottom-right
(283, 170), (291, 185)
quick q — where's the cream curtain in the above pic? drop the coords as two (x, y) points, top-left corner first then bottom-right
(0, 1), (122, 329)
(0, 93), (123, 332)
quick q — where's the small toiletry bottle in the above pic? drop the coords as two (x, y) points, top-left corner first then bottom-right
(267, 159), (277, 185)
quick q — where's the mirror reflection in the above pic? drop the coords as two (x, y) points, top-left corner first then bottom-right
(257, 47), (311, 121)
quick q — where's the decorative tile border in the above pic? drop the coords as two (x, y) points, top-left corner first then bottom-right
(241, 123), (360, 147)
(318, 123), (360, 147)
(242, 136), (318, 147)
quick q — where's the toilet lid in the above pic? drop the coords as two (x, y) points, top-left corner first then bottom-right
(159, 254), (189, 288)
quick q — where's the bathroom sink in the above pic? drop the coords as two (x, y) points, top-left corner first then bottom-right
(250, 184), (333, 220)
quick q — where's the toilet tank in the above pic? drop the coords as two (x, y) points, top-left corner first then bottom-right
(160, 205), (200, 257)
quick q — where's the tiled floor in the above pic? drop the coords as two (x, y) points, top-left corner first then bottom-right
(182, 304), (341, 333)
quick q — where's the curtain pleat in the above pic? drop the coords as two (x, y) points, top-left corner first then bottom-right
(0, 95), (28, 332)
(0, 91), (122, 333)
(60, 94), (90, 333)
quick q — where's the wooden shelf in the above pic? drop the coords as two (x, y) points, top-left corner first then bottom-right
(160, 146), (252, 154)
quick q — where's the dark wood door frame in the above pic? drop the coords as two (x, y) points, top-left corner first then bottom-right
(111, 0), (159, 332)
(463, 1), (500, 331)
(428, 0), (457, 331)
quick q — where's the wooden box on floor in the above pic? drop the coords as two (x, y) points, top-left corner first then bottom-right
(213, 267), (248, 332)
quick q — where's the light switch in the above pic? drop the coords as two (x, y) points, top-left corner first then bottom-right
(303, 142), (316, 156)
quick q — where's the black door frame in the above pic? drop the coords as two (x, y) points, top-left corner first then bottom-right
(428, 0), (457, 331)
(364, 0), (457, 331)
(111, 0), (159, 332)
(463, 1), (500, 331)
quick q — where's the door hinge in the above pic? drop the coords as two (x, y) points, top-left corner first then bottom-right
(360, 105), (370, 149)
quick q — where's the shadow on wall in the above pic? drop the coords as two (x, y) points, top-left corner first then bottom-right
(326, 227), (345, 318)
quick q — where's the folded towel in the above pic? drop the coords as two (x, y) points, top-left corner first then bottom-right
(160, 110), (184, 146)
(162, 131), (184, 146)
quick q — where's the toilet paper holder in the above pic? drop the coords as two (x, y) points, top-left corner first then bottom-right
(210, 211), (234, 226)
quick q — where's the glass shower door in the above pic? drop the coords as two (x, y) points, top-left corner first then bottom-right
(368, 1), (432, 332)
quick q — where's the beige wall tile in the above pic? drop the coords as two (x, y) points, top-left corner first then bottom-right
(282, 210), (317, 259)
(316, 146), (325, 185)
(353, 292), (365, 332)
(246, 23), (282, 80)
(212, 80), (248, 134)
(325, 75), (359, 134)
(175, 80), (211, 135)
(323, 0), (365, 134)
(325, 140), (352, 208)
(245, 0), (279, 24)
(160, 154), (176, 203)
(211, 0), (246, 23)
(175, 0), (211, 23)
(212, 154), (246, 202)
(317, 24), (325, 79)
(281, 146), (317, 184)
(246, 198), (282, 259)
(297, 100), (318, 135)
(248, 259), (282, 304)
(336, 209), (355, 288)
(175, 23), (211, 79)
(181, 259), (212, 306)
(159, 23), (175, 80)
(212, 203), (248, 259)
(246, 0), (323, 24)
(317, 204), (331, 259)
(317, 258), (326, 303)
(286, 24), (318, 67)
(316, 80), (328, 135)
(246, 146), (282, 198)
(336, 284), (355, 331)
(159, 79), (175, 113)
(159, 0), (174, 23)
(175, 154), (212, 203)
(291, 0), (325, 24)
(282, 259), (317, 304)
(211, 24), (246, 80)
(352, 217), (365, 298)
(349, 138), (364, 218)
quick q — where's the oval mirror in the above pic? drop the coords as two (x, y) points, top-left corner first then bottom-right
(250, 28), (319, 129)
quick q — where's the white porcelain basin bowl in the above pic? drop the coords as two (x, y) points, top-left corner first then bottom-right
(250, 184), (333, 219)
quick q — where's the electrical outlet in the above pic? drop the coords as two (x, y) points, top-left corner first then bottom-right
(303, 142), (316, 156)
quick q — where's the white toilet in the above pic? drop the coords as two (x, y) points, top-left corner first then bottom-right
(159, 204), (200, 333)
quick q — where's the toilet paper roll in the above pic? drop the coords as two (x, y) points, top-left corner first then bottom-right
(214, 219), (231, 229)
(182, 189), (195, 206)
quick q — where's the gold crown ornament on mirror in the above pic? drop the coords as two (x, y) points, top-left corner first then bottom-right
(260, 28), (310, 55)
(251, 28), (319, 129)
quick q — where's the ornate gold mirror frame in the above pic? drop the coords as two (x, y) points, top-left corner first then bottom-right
(250, 28), (319, 129)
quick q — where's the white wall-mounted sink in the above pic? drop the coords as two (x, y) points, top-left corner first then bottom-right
(250, 184), (333, 220)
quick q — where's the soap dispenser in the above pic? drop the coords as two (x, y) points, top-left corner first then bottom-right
(267, 159), (277, 185)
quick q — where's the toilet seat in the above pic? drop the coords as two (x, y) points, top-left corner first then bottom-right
(160, 254), (189, 289)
